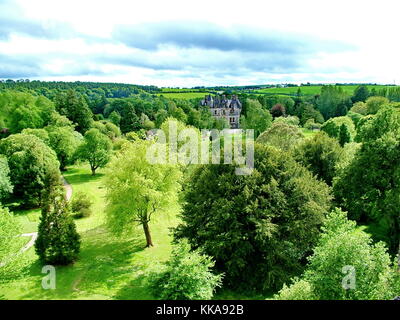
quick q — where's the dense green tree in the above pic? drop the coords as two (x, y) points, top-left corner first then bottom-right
(338, 123), (351, 147)
(21, 128), (50, 144)
(108, 111), (121, 126)
(47, 127), (82, 171)
(0, 91), (55, 133)
(35, 185), (80, 265)
(256, 122), (304, 151)
(149, 239), (223, 299)
(321, 116), (356, 142)
(155, 109), (169, 128)
(316, 86), (352, 119)
(276, 209), (399, 300)
(175, 144), (332, 291)
(352, 85), (370, 103)
(104, 140), (181, 247)
(0, 206), (23, 279)
(0, 134), (60, 206)
(297, 103), (324, 125)
(293, 132), (343, 185)
(350, 101), (368, 115)
(365, 96), (389, 115)
(0, 156), (13, 201)
(55, 90), (93, 133)
(334, 107), (400, 253)
(273, 115), (300, 127)
(240, 99), (272, 137)
(76, 128), (112, 175)
(119, 101), (141, 133)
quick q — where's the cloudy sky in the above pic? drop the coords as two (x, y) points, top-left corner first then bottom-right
(1, 0), (400, 87)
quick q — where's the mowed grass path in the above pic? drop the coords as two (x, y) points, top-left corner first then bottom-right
(0, 164), (180, 300)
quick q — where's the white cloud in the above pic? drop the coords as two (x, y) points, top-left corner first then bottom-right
(1, 0), (400, 86)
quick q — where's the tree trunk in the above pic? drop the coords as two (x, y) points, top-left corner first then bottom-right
(91, 167), (96, 176)
(142, 221), (153, 247)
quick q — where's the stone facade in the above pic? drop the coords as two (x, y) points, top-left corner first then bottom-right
(200, 94), (242, 128)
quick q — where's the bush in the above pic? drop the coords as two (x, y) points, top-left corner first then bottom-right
(70, 192), (92, 219)
(148, 240), (223, 300)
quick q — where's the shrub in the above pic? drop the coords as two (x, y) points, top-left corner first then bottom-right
(148, 240), (223, 300)
(70, 192), (92, 219)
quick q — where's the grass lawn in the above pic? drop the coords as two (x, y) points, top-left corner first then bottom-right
(301, 128), (319, 139)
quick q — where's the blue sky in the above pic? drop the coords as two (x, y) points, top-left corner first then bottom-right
(0, 0), (399, 87)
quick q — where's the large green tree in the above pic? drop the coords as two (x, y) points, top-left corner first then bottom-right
(104, 140), (181, 247)
(0, 134), (60, 206)
(47, 127), (82, 171)
(55, 90), (93, 133)
(256, 121), (304, 151)
(76, 128), (112, 175)
(175, 144), (332, 291)
(316, 86), (352, 119)
(352, 85), (370, 103)
(240, 99), (272, 137)
(293, 132), (343, 185)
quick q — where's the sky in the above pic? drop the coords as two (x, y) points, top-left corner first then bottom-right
(0, 0), (400, 87)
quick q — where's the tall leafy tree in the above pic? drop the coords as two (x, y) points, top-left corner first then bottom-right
(76, 128), (112, 175)
(47, 127), (82, 171)
(0, 134), (60, 206)
(293, 132), (343, 185)
(352, 85), (370, 103)
(365, 96), (389, 115)
(175, 144), (332, 291)
(317, 86), (352, 119)
(240, 99), (272, 137)
(256, 122), (304, 151)
(338, 123), (351, 147)
(55, 90), (93, 133)
(321, 116), (356, 142)
(104, 140), (181, 247)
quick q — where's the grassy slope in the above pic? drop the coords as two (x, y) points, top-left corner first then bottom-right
(0, 165), (180, 300)
(253, 85), (396, 95)
(156, 92), (210, 99)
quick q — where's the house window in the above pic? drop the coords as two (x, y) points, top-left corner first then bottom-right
(230, 117), (235, 123)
